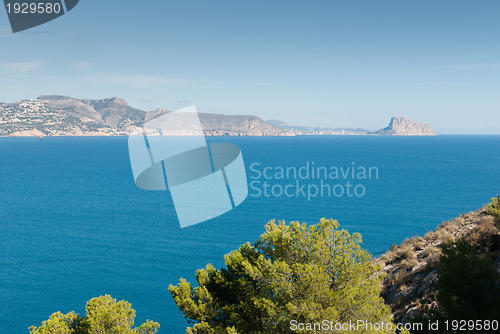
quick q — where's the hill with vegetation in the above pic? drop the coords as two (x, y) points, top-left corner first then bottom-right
(1, 96), (437, 137)
(0, 96), (291, 137)
(378, 197), (500, 326)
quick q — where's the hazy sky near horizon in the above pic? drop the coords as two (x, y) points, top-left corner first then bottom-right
(0, 0), (499, 134)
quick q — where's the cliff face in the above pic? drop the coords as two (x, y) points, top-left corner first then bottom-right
(8, 129), (46, 137)
(374, 117), (437, 136)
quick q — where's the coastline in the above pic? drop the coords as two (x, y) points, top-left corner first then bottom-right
(0, 132), (444, 138)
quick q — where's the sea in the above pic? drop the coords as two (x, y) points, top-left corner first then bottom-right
(0, 135), (499, 333)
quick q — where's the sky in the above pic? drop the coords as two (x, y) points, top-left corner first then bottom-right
(0, 0), (499, 134)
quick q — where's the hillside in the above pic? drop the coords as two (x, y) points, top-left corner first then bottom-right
(0, 96), (290, 137)
(0, 97), (437, 137)
(201, 114), (291, 136)
(377, 203), (500, 323)
(0, 96), (145, 136)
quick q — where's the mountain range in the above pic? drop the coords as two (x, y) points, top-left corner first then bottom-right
(0, 96), (436, 137)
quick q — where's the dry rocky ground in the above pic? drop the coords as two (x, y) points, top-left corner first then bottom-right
(376, 205), (500, 323)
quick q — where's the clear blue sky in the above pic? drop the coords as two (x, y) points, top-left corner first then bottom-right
(1, 0), (499, 133)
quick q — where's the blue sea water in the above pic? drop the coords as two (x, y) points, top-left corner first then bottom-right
(0, 135), (499, 333)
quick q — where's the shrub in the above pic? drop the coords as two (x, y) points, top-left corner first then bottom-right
(400, 258), (419, 270)
(488, 195), (500, 225)
(469, 218), (497, 246)
(398, 243), (416, 260)
(394, 270), (410, 286)
(379, 253), (390, 262)
(424, 231), (437, 242)
(413, 237), (500, 333)
(437, 238), (500, 321)
(421, 246), (440, 258)
(413, 237), (427, 251)
(433, 229), (454, 244)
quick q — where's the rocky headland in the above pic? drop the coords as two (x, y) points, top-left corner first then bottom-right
(372, 117), (437, 136)
(270, 117), (437, 136)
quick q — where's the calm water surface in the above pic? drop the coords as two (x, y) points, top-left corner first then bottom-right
(0, 135), (499, 333)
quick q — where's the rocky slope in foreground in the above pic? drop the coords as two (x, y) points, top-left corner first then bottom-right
(377, 204), (500, 323)
(373, 117), (437, 136)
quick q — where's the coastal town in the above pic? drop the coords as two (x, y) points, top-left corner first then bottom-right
(0, 96), (437, 137)
(0, 97), (143, 137)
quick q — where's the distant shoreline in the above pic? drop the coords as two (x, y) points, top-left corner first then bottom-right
(3, 134), (500, 138)
(1, 96), (437, 137)
(0, 133), (438, 138)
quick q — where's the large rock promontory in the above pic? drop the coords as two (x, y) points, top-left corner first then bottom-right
(373, 117), (437, 136)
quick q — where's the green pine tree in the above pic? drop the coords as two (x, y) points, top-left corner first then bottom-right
(488, 195), (500, 226)
(170, 218), (395, 334)
(29, 295), (160, 334)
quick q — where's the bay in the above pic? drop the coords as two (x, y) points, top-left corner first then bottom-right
(0, 135), (499, 333)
